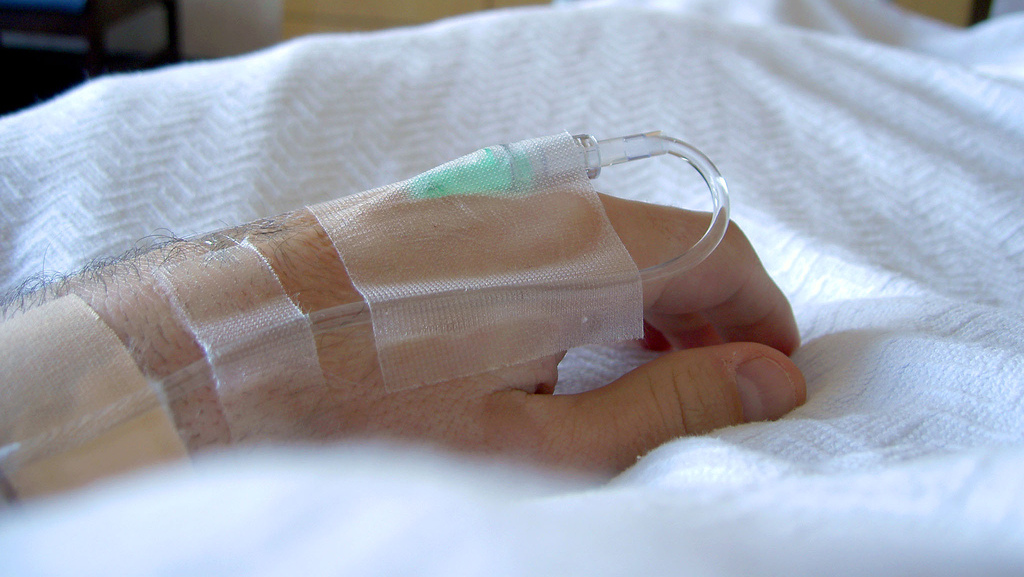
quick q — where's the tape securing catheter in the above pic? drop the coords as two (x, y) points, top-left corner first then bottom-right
(0, 131), (728, 499)
(155, 240), (327, 441)
(0, 295), (186, 500)
(310, 132), (646, 391)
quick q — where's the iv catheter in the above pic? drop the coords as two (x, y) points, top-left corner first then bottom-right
(159, 132), (731, 401)
(308, 131), (731, 333)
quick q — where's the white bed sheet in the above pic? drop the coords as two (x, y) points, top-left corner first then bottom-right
(2, 1), (1024, 574)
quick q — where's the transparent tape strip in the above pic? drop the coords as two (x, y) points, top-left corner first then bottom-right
(155, 240), (326, 442)
(300, 131), (731, 343)
(310, 132), (645, 391)
(0, 295), (186, 500)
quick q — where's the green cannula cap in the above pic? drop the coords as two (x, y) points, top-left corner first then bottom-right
(408, 145), (534, 199)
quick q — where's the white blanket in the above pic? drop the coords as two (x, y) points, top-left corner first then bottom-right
(2, 1), (1024, 574)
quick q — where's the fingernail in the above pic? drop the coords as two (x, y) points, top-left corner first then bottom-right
(642, 321), (671, 352)
(735, 357), (798, 422)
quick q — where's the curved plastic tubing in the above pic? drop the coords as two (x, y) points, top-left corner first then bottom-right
(157, 133), (730, 402)
(304, 132), (730, 333)
(575, 131), (730, 283)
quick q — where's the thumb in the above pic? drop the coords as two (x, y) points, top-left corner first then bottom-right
(528, 343), (805, 471)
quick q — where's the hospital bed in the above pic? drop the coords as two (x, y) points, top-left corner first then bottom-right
(1, 0), (1023, 574)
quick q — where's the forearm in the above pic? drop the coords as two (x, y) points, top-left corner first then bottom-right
(2, 209), (360, 452)
(2, 189), (804, 489)
(84, 211), (356, 374)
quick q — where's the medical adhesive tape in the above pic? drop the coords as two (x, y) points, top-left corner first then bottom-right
(309, 132), (645, 392)
(0, 294), (187, 500)
(155, 239), (326, 442)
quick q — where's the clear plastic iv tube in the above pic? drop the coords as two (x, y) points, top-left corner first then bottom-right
(306, 131), (731, 331)
(574, 131), (730, 283)
(157, 132), (730, 405)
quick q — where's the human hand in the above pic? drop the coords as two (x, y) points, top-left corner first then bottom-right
(220, 194), (805, 472)
(76, 194), (803, 473)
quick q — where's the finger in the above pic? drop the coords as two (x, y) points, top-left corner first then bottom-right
(496, 342), (805, 471)
(600, 193), (799, 354)
(677, 226), (799, 354)
(642, 312), (723, 351)
(641, 320), (674, 352)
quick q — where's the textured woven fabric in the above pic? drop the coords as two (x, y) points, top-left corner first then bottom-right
(310, 133), (642, 390)
(2, 1), (1024, 574)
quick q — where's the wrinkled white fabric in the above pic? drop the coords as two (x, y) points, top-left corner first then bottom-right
(564, 0), (1024, 79)
(310, 133), (642, 390)
(1, 1), (1024, 574)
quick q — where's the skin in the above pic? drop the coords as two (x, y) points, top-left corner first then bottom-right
(7, 193), (805, 475)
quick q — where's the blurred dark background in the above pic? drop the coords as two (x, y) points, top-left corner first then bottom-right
(0, 41), (174, 116)
(1, 45), (90, 115)
(0, 0), (289, 116)
(0, 0), (180, 115)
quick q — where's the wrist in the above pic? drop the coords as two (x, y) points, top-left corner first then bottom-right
(69, 210), (359, 449)
(243, 210), (360, 314)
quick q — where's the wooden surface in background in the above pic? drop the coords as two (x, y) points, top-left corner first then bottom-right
(283, 0), (547, 37)
(283, 0), (987, 38)
(895, 0), (980, 25)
